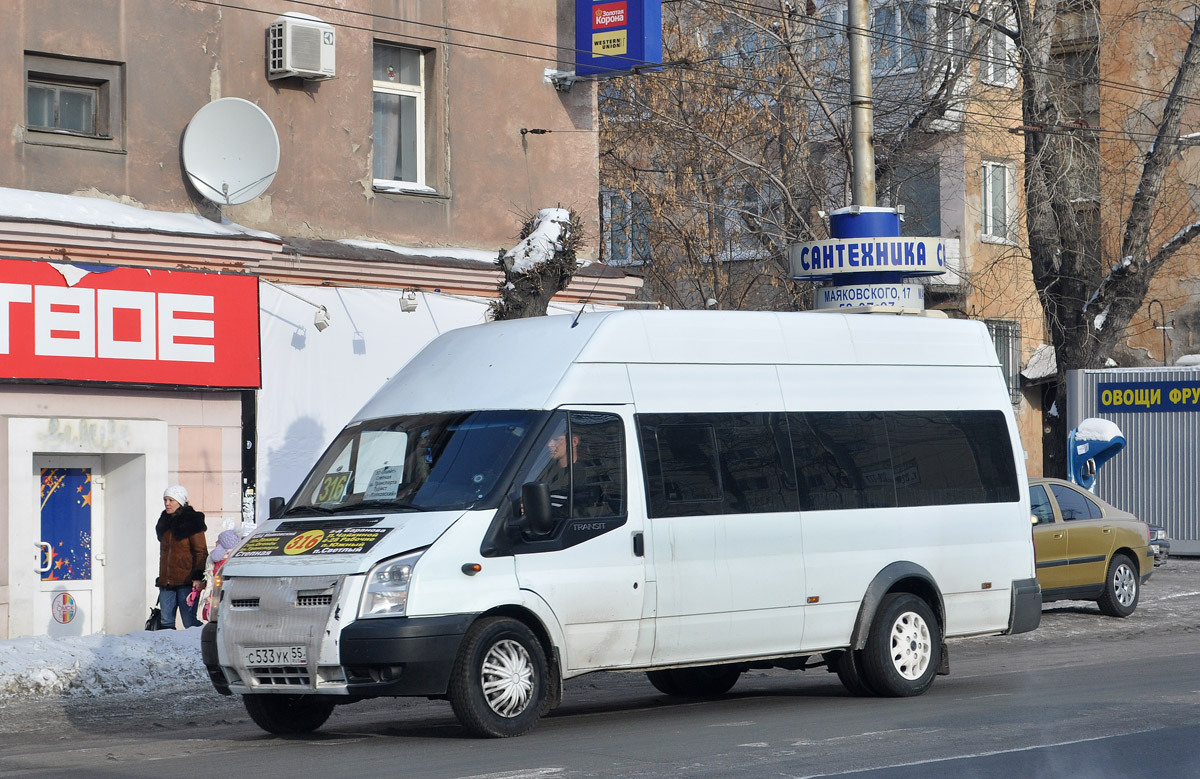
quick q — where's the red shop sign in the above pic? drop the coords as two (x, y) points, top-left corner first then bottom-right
(593, 2), (627, 29)
(0, 257), (260, 388)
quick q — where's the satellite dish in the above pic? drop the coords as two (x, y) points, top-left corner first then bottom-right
(182, 98), (280, 205)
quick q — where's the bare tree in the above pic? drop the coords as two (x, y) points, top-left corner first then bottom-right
(490, 208), (584, 320)
(600, 0), (995, 310)
(1012, 0), (1200, 472)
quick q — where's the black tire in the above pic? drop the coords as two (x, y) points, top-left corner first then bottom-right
(1097, 553), (1139, 617)
(242, 694), (335, 734)
(859, 593), (941, 697)
(647, 665), (740, 697)
(448, 617), (549, 738)
(646, 669), (682, 696)
(834, 649), (877, 697)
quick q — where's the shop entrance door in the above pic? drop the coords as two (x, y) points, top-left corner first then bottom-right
(34, 457), (105, 636)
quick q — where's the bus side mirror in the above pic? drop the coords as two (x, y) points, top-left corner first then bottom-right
(521, 482), (554, 536)
(269, 496), (286, 519)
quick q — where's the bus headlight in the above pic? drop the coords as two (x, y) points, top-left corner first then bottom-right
(359, 551), (423, 618)
(209, 579), (223, 622)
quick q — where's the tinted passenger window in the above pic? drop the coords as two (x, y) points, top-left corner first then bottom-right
(1049, 483), (1101, 521)
(887, 410), (1019, 506)
(1030, 484), (1054, 524)
(638, 413), (797, 518)
(788, 412), (895, 510)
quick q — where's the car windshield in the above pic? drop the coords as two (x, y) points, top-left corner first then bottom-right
(288, 410), (543, 515)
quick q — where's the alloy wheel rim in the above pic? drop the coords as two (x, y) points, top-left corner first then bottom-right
(1114, 564), (1137, 606)
(480, 638), (534, 717)
(889, 611), (932, 680)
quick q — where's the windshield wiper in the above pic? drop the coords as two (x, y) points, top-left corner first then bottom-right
(326, 500), (429, 513)
(284, 504), (336, 515)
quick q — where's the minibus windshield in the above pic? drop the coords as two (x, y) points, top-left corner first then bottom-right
(287, 410), (543, 515)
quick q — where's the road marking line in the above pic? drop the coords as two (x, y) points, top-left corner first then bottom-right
(792, 729), (1162, 778)
(455, 770), (564, 779)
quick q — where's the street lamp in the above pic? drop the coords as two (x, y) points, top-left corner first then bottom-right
(1148, 298), (1173, 365)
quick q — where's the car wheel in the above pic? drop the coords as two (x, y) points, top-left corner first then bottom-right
(1097, 553), (1139, 617)
(675, 665), (741, 696)
(834, 649), (877, 697)
(859, 593), (941, 697)
(646, 669), (682, 696)
(448, 617), (548, 738)
(647, 665), (740, 697)
(242, 694), (335, 734)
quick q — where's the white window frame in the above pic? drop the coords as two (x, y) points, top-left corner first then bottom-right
(980, 11), (1018, 87)
(936, 3), (969, 72)
(372, 43), (431, 194)
(872, 0), (929, 74)
(981, 160), (1016, 243)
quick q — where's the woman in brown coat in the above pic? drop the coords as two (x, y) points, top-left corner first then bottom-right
(155, 485), (208, 628)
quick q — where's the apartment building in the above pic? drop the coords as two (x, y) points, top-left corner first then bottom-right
(0, 0), (640, 639)
(600, 0), (1200, 482)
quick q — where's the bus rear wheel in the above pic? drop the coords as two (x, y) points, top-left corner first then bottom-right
(834, 649), (878, 697)
(859, 593), (940, 697)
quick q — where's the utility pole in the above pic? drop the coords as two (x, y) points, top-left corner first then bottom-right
(788, 0), (945, 310)
(847, 0), (876, 207)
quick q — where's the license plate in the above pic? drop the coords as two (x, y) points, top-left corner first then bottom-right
(244, 646), (307, 666)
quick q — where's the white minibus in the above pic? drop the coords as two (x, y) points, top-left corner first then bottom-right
(202, 310), (1041, 737)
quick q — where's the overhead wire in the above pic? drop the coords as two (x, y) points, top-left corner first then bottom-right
(174, 0), (1200, 131)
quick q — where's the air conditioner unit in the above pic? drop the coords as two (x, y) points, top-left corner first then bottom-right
(267, 13), (336, 81)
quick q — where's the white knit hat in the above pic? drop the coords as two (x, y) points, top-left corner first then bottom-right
(163, 485), (189, 505)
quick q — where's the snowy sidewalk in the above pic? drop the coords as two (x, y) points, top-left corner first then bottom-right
(0, 628), (208, 700)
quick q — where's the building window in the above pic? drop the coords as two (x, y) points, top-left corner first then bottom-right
(937, 3), (969, 71)
(873, 1), (928, 72)
(986, 319), (1022, 404)
(27, 81), (97, 134)
(891, 160), (941, 237)
(981, 160), (1013, 241)
(980, 13), (1017, 87)
(601, 189), (651, 266)
(24, 53), (124, 153)
(373, 43), (429, 193)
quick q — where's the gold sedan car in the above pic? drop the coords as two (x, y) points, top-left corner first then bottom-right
(1030, 477), (1154, 617)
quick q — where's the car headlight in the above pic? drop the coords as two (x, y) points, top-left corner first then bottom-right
(359, 551), (424, 619)
(209, 579), (223, 622)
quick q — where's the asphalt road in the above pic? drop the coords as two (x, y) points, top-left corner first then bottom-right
(2, 558), (1198, 778)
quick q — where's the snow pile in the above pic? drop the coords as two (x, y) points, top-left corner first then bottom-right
(0, 629), (207, 700)
(1074, 417), (1123, 442)
(338, 238), (499, 264)
(1021, 343), (1056, 381)
(503, 208), (571, 274)
(0, 186), (277, 239)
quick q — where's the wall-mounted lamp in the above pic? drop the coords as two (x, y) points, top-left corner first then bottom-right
(399, 291), (420, 313)
(262, 279), (332, 333)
